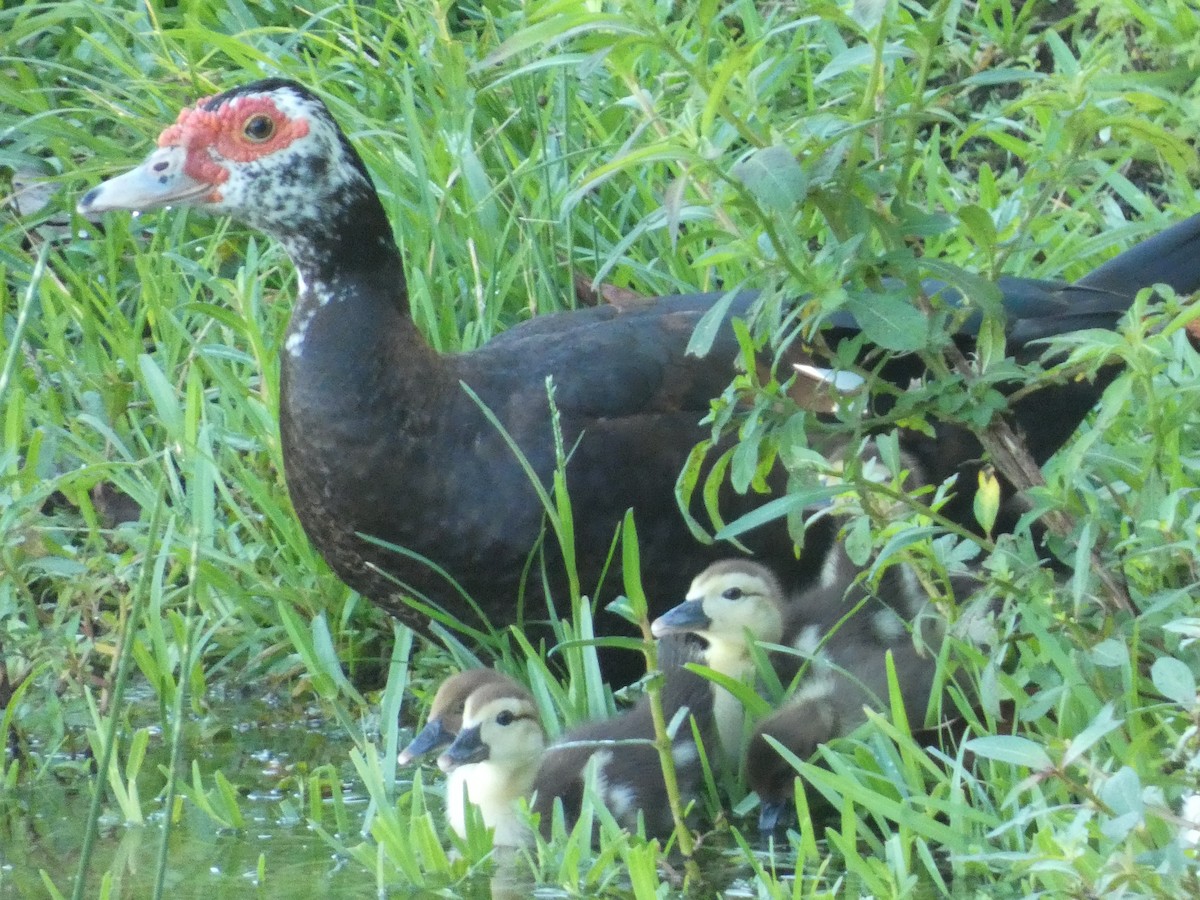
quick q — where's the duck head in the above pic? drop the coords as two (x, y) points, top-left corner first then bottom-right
(77, 79), (378, 252)
(746, 700), (838, 832)
(438, 681), (546, 774)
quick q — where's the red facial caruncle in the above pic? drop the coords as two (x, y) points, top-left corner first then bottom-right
(157, 94), (310, 201)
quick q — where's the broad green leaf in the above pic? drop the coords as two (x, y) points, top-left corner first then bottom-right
(845, 290), (929, 352)
(731, 145), (808, 213)
(1152, 656), (1196, 706)
(1090, 638), (1128, 668)
(1062, 702), (1121, 767)
(963, 735), (1052, 770)
(973, 469), (1000, 535)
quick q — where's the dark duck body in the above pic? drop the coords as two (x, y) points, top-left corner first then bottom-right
(79, 78), (1200, 644)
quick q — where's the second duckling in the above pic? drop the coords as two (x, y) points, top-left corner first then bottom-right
(437, 638), (715, 846)
(650, 559), (789, 760)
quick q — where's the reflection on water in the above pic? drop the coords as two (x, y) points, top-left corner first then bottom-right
(0, 693), (381, 898)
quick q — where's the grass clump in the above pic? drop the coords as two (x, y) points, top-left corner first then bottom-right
(2, 0), (1200, 896)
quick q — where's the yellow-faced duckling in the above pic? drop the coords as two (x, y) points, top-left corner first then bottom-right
(437, 638), (714, 846)
(398, 668), (516, 765)
(653, 553), (952, 830)
(651, 560), (789, 759)
(438, 678), (546, 847)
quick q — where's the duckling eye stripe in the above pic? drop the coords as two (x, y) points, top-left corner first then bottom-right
(493, 712), (536, 725)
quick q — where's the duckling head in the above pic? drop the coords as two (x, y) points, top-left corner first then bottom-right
(439, 683), (546, 772)
(398, 668), (518, 766)
(651, 559), (786, 676)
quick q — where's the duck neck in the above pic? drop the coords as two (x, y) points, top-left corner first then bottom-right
(281, 179), (412, 337)
(705, 640), (754, 682)
(277, 187), (440, 421)
(704, 639), (756, 760)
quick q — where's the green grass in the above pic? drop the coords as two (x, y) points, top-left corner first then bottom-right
(3, 0), (1200, 895)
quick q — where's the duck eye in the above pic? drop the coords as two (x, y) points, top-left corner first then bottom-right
(722, 587), (744, 600)
(496, 710), (515, 726)
(243, 114), (275, 142)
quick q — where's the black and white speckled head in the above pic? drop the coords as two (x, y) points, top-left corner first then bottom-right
(78, 79), (380, 263)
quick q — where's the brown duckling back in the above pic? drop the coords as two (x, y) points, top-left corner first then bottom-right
(531, 635), (716, 839)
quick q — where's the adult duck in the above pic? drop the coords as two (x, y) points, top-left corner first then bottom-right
(78, 79), (1200, 645)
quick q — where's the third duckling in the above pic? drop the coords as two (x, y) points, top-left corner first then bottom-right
(652, 551), (951, 830)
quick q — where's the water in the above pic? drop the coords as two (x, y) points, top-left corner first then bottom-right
(0, 693), (382, 898)
(0, 691), (806, 898)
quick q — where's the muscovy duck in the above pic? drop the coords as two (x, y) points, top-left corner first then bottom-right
(651, 559), (798, 760)
(438, 675), (544, 847)
(78, 79), (1200, 643)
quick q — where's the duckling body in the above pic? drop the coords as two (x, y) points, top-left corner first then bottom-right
(530, 637), (715, 837)
(744, 589), (942, 831)
(746, 555), (981, 830)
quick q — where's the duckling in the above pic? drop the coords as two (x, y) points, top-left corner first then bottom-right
(650, 560), (789, 759)
(652, 552), (953, 828)
(746, 552), (973, 831)
(438, 678), (546, 847)
(437, 637), (714, 846)
(398, 668), (517, 765)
